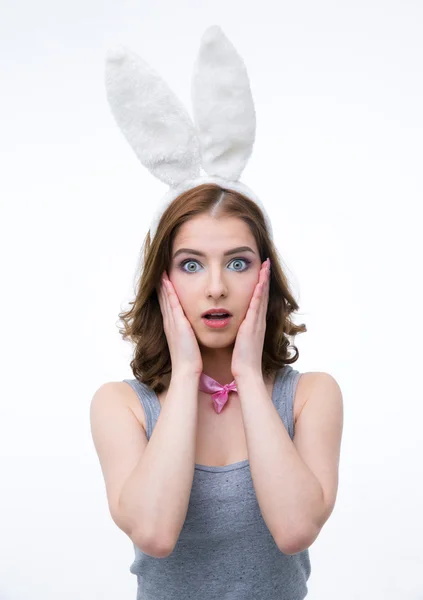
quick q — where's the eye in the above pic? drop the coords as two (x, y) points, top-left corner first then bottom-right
(179, 257), (252, 274)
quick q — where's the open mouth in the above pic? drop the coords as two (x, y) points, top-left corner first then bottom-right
(201, 314), (232, 328)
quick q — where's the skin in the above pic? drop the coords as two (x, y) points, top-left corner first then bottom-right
(167, 214), (266, 386)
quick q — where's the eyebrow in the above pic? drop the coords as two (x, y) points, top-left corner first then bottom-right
(172, 246), (256, 259)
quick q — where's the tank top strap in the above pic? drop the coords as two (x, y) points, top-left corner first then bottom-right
(272, 364), (302, 440)
(122, 378), (160, 439)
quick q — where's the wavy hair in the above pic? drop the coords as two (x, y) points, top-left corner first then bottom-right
(118, 184), (306, 393)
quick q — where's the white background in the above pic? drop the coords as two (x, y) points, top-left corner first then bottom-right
(1, 1), (422, 598)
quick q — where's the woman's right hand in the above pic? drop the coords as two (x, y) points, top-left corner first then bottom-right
(157, 271), (203, 376)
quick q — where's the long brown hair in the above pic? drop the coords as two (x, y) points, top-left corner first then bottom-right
(118, 184), (307, 393)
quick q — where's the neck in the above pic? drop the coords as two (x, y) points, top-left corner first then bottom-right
(200, 346), (235, 385)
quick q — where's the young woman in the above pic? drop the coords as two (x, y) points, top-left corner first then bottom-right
(91, 26), (343, 600)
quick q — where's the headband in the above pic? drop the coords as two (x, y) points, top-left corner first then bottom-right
(104, 25), (273, 242)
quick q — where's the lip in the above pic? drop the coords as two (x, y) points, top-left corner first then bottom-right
(202, 315), (232, 329)
(201, 308), (232, 317)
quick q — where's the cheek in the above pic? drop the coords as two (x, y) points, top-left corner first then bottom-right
(235, 283), (256, 313)
(170, 279), (190, 309)
(244, 278), (258, 299)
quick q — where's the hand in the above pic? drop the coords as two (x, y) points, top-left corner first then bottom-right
(231, 258), (271, 380)
(157, 271), (203, 376)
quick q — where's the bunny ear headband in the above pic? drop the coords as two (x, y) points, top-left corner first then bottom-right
(104, 25), (273, 242)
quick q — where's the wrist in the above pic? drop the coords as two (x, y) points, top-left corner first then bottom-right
(171, 369), (201, 383)
(234, 371), (264, 387)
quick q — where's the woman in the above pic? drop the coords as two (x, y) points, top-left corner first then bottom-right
(90, 26), (343, 600)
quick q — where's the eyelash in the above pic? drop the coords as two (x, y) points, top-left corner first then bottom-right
(179, 257), (252, 274)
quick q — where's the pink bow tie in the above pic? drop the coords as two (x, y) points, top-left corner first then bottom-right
(198, 372), (238, 414)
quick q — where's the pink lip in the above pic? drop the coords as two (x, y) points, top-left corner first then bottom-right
(202, 315), (232, 329)
(201, 308), (232, 317)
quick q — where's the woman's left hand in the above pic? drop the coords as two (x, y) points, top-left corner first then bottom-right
(231, 258), (271, 380)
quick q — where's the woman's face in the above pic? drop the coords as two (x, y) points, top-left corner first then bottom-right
(167, 214), (262, 347)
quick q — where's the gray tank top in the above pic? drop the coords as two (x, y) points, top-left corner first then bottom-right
(122, 364), (311, 599)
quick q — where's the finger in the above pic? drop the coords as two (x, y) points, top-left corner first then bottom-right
(260, 260), (271, 298)
(256, 260), (266, 284)
(158, 277), (171, 324)
(260, 259), (270, 283)
(160, 273), (176, 321)
(258, 262), (269, 295)
(252, 261), (267, 299)
(255, 263), (270, 321)
(261, 270), (270, 320)
(247, 280), (264, 322)
(163, 277), (179, 310)
(163, 276), (187, 323)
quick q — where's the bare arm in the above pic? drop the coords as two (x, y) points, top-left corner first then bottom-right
(118, 370), (200, 554)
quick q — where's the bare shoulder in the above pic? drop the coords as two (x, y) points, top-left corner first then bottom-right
(94, 381), (148, 432)
(294, 371), (341, 423)
(110, 374), (171, 432)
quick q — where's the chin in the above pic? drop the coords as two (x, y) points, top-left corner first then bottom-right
(197, 330), (237, 348)
(199, 341), (235, 352)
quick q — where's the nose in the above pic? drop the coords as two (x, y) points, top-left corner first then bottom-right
(204, 270), (229, 298)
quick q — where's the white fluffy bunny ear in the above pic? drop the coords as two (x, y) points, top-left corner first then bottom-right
(191, 26), (256, 181)
(105, 46), (201, 187)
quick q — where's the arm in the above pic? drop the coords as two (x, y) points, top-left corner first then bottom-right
(235, 372), (343, 555)
(118, 371), (200, 554)
(90, 370), (200, 557)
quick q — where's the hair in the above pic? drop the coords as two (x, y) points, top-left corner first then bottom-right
(117, 184), (307, 393)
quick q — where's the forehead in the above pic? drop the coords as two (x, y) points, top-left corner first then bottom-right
(173, 215), (257, 250)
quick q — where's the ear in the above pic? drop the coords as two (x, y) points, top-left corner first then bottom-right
(191, 25), (256, 181)
(105, 46), (201, 187)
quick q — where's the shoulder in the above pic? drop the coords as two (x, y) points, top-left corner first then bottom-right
(91, 381), (130, 404)
(297, 370), (341, 389)
(294, 371), (342, 423)
(93, 380), (136, 399)
(92, 381), (147, 431)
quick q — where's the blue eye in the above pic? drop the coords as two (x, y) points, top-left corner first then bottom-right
(179, 257), (252, 274)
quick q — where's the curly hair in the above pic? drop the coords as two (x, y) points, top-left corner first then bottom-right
(117, 184), (306, 393)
